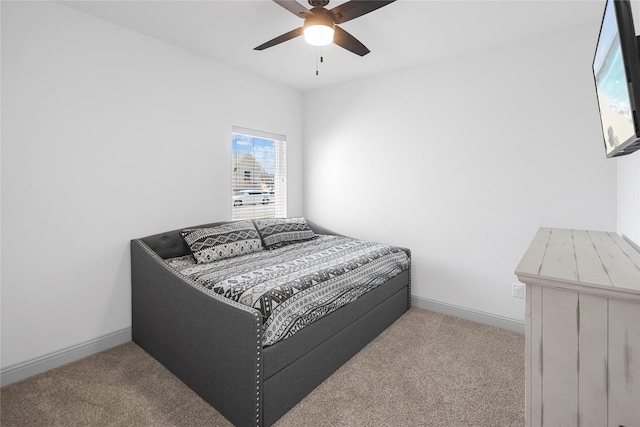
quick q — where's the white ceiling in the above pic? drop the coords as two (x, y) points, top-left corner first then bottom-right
(58, 0), (606, 92)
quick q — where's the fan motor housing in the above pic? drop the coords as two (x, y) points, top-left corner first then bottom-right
(308, 0), (330, 7)
(305, 7), (335, 28)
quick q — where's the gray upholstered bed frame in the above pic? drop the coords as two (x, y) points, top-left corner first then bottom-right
(131, 220), (411, 427)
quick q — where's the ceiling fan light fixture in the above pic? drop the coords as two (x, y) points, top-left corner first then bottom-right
(303, 12), (335, 46)
(304, 24), (334, 46)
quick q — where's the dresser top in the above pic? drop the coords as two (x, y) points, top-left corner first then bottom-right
(515, 228), (640, 297)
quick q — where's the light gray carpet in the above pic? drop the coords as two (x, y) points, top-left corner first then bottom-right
(1, 308), (525, 426)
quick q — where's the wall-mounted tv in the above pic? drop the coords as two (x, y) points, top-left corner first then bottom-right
(593, 0), (640, 158)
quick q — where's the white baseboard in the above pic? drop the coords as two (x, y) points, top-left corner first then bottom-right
(1, 299), (523, 386)
(1, 327), (131, 387)
(411, 296), (525, 334)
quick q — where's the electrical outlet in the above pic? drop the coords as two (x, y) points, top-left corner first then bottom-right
(512, 283), (525, 299)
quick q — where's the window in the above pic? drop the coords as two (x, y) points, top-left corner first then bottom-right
(232, 126), (286, 220)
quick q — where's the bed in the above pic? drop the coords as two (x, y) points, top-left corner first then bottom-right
(131, 218), (411, 427)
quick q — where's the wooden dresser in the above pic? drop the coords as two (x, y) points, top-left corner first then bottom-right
(515, 228), (640, 427)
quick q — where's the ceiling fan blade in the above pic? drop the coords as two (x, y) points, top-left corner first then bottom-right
(254, 27), (304, 51)
(333, 26), (370, 56)
(329, 0), (396, 24)
(273, 0), (309, 18)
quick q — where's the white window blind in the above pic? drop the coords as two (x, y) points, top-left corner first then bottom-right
(232, 126), (287, 220)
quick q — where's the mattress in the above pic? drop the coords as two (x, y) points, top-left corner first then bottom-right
(166, 235), (410, 346)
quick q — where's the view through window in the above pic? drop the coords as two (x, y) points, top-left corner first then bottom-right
(232, 126), (286, 220)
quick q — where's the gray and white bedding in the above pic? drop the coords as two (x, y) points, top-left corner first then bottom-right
(166, 235), (410, 346)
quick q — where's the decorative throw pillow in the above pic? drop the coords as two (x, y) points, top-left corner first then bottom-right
(253, 217), (316, 250)
(180, 220), (263, 264)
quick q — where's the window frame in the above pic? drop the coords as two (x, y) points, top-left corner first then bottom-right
(231, 126), (287, 220)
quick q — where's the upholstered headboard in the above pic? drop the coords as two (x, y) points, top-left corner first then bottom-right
(139, 221), (229, 259)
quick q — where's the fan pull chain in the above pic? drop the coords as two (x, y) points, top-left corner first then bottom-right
(315, 47), (325, 76)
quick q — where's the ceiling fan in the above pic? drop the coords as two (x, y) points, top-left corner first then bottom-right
(254, 0), (396, 57)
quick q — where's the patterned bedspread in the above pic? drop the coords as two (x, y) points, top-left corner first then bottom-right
(166, 235), (410, 346)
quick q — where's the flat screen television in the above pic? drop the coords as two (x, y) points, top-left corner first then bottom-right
(593, 0), (640, 158)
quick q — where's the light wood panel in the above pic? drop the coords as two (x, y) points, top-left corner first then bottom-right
(612, 233), (640, 270)
(527, 284), (543, 427)
(591, 231), (640, 291)
(541, 287), (578, 426)
(608, 299), (640, 427)
(578, 294), (608, 427)
(573, 230), (612, 287)
(539, 228), (578, 282)
(516, 227), (551, 276)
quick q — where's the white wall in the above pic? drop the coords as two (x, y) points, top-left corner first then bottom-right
(1, 1), (303, 369)
(617, 1), (640, 247)
(303, 22), (617, 322)
(618, 154), (640, 246)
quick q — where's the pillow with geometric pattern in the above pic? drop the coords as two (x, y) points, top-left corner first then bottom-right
(180, 220), (263, 264)
(253, 217), (316, 250)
